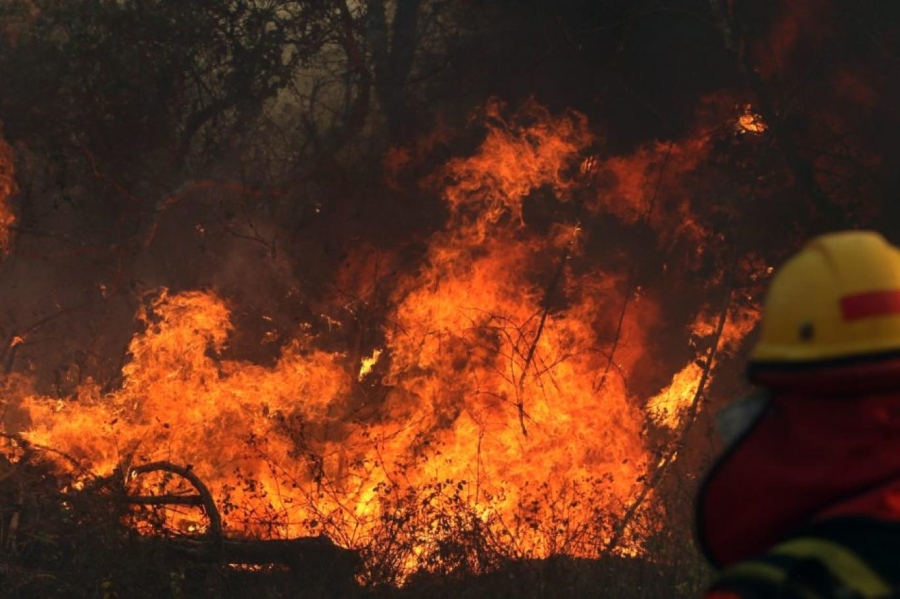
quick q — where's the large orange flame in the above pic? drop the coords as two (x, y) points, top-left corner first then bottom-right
(5, 100), (761, 580)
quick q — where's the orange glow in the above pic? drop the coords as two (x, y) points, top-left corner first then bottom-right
(736, 105), (767, 135)
(0, 130), (15, 256)
(358, 349), (383, 380)
(647, 362), (705, 430)
(438, 98), (592, 240)
(591, 130), (713, 255)
(5, 100), (762, 580)
(649, 302), (761, 430)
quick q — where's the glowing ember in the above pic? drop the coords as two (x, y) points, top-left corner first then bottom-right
(736, 105), (767, 134)
(0, 129), (15, 256)
(358, 349), (383, 380)
(3, 100), (761, 580)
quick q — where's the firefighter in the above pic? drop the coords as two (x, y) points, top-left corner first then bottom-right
(696, 230), (900, 599)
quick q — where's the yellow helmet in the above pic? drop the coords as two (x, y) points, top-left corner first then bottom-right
(750, 230), (900, 365)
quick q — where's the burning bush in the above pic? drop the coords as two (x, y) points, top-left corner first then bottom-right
(0, 96), (765, 592)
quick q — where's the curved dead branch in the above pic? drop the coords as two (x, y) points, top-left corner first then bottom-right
(125, 461), (223, 543)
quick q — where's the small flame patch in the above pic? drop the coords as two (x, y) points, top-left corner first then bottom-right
(358, 349), (382, 380)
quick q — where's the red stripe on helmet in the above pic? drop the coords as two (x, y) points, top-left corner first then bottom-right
(841, 289), (900, 321)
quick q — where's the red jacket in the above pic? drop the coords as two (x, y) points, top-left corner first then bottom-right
(696, 358), (900, 597)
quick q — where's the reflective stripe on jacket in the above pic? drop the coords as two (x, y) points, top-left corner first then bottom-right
(705, 518), (900, 599)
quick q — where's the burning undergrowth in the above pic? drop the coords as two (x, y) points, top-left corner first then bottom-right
(1, 98), (763, 585)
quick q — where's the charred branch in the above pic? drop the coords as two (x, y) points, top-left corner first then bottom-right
(596, 142), (672, 393)
(1, 306), (83, 375)
(602, 246), (739, 557)
(127, 462), (222, 542)
(516, 243), (572, 436)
